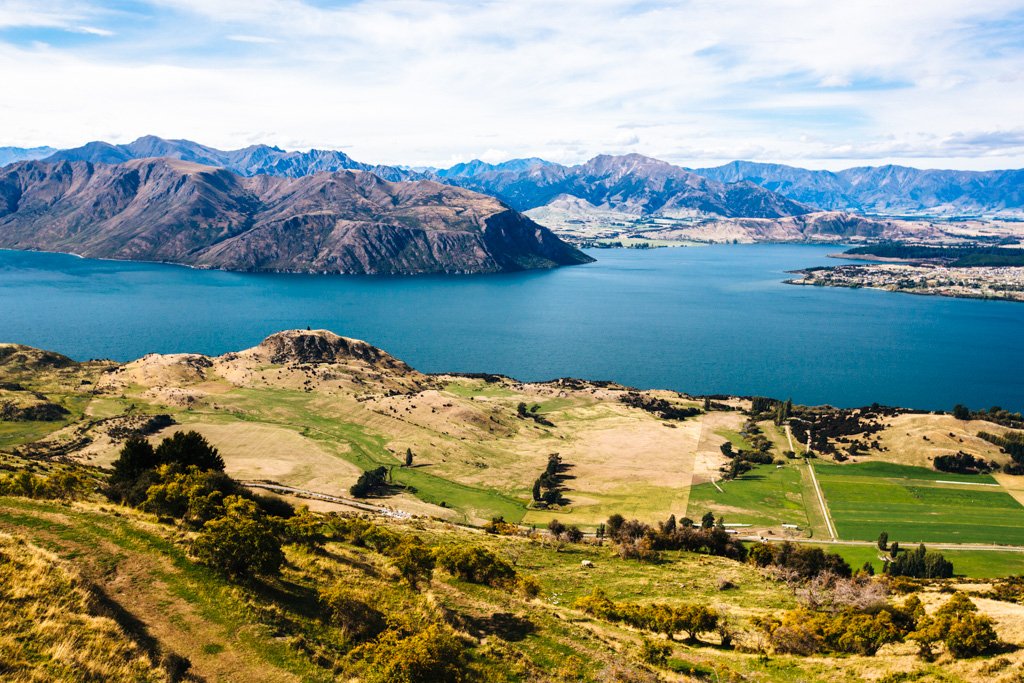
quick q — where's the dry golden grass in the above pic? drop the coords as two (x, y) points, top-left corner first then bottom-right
(872, 413), (1011, 468)
(0, 532), (163, 682)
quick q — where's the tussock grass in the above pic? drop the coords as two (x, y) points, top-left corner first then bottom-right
(0, 532), (163, 682)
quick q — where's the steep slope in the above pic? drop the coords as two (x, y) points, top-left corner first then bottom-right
(45, 135), (418, 182)
(432, 153), (812, 218)
(694, 161), (1024, 216)
(0, 159), (592, 274)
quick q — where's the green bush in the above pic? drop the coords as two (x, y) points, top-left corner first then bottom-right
(360, 624), (468, 683)
(433, 545), (516, 586)
(191, 496), (284, 579)
(909, 592), (998, 659)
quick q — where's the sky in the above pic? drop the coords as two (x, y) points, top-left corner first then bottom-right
(2, 0), (1024, 170)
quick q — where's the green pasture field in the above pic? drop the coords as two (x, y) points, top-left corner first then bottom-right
(813, 461), (1024, 546)
(810, 543), (1024, 578)
(686, 463), (815, 532)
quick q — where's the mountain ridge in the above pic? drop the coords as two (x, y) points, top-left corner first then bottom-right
(0, 158), (592, 275)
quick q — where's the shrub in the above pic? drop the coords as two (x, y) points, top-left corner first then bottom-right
(191, 496), (284, 579)
(433, 545), (516, 586)
(0, 469), (91, 501)
(392, 540), (435, 588)
(361, 624), (468, 683)
(141, 466), (240, 527)
(909, 592), (998, 659)
(318, 583), (387, 642)
(638, 638), (671, 666)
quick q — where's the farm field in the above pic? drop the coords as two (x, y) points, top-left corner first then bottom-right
(813, 461), (1024, 545)
(812, 543), (1024, 579)
(686, 462), (822, 536)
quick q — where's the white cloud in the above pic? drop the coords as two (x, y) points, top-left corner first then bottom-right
(1, 0), (1023, 170)
(226, 34), (279, 44)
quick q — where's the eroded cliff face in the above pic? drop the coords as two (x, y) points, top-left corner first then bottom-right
(0, 159), (593, 275)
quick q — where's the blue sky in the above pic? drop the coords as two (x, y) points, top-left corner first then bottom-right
(2, 0), (1024, 169)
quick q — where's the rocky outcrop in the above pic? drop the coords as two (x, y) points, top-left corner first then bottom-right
(246, 330), (413, 371)
(0, 159), (593, 275)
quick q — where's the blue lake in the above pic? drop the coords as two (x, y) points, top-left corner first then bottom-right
(1, 245), (1022, 412)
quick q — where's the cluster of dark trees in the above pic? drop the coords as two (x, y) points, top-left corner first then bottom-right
(789, 405), (895, 456)
(748, 396), (793, 425)
(719, 422), (775, 480)
(978, 430), (1024, 474)
(107, 431), (297, 578)
(545, 518), (584, 543)
(602, 512), (747, 561)
(933, 451), (995, 475)
(845, 243), (1024, 267)
(747, 541), (852, 579)
(531, 454), (571, 506)
(108, 431), (227, 505)
(955, 404), (1024, 429)
(620, 392), (701, 421)
(886, 543), (954, 579)
(350, 466), (391, 498)
(517, 402), (554, 427)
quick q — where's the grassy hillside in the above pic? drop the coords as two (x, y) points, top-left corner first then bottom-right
(6, 332), (1024, 680)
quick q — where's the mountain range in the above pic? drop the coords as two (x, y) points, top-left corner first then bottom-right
(0, 158), (591, 275)
(693, 160), (1024, 216)
(42, 135), (416, 182)
(9, 136), (1020, 217)
(429, 153), (811, 218)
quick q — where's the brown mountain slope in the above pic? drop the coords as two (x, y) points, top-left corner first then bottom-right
(0, 159), (593, 275)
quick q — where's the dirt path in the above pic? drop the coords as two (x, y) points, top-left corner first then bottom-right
(241, 481), (410, 518)
(0, 499), (312, 683)
(806, 459), (838, 540)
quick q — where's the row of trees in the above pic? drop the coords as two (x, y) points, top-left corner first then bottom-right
(575, 589), (722, 643)
(748, 541), (852, 580)
(757, 591), (997, 659)
(603, 513), (747, 562)
(531, 454), (571, 506)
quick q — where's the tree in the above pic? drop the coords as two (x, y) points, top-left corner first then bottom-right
(952, 404), (971, 420)
(547, 519), (566, 540)
(351, 466), (389, 498)
(606, 513), (625, 539)
(404, 448), (413, 467)
(111, 435), (158, 483)
(532, 478), (542, 502)
(564, 525), (584, 543)
(890, 541), (900, 558)
(701, 511), (715, 529)
(877, 531), (889, 551)
(155, 431), (224, 472)
(191, 496), (283, 579)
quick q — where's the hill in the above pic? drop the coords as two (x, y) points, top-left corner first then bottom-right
(0, 159), (592, 275)
(4, 330), (1024, 680)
